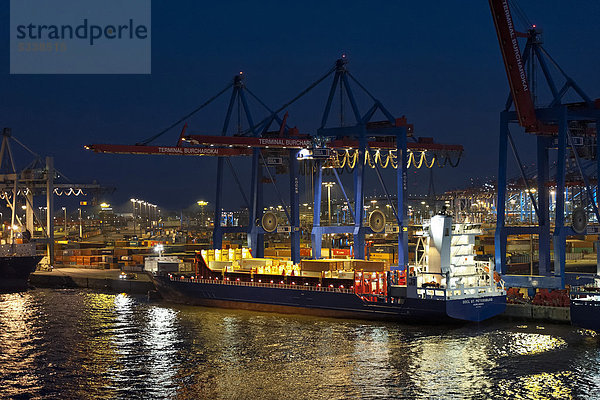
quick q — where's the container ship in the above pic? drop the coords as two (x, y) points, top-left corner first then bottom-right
(148, 215), (506, 323)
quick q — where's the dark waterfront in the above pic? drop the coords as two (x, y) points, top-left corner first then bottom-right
(1, 289), (599, 400)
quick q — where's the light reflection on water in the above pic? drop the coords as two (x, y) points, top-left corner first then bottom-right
(1, 289), (600, 399)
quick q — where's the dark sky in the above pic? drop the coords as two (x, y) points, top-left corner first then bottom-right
(1, 0), (599, 212)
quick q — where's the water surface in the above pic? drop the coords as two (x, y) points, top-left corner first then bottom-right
(1, 289), (598, 399)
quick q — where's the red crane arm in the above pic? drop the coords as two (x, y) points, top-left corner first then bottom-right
(183, 135), (313, 148)
(184, 134), (462, 152)
(86, 138), (462, 156)
(84, 144), (252, 156)
(489, 0), (546, 133)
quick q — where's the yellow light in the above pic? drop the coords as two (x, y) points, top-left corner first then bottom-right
(100, 202), (110, 208)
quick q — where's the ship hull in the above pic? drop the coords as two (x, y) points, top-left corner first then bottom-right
(446, 296), (507, 322)
(0, 255), (43, 293)
(152, 275), (505, 323)
(571, 299), (600, 331)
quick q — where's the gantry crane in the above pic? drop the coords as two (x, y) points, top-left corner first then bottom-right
(489, 0), (600, 288)
(87, 60), (464, 266)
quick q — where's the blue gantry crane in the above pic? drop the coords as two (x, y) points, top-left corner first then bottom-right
(489, 0), (600, 288)
(310, 57), (411, 266)
(88, 59), (464, 269)
(88, 72), (304, 261)
(187, 58), (464, 269)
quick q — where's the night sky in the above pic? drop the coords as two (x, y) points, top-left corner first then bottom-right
(1, 1), (599, 212)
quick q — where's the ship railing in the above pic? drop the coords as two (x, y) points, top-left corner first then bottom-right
(358, 293), (387, 303)
(445, 285), (504, 299)
(416, 288), (447, 300)
(172, 276), (355, 294)
(416, 285), (503, 300)
(413, 272), (447, 299)
(570, 285), (600, 298)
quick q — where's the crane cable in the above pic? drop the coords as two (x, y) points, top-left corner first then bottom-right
(241, 66), (337, 136)
(508, 0), (533, 30)
(137, 82), (233, 145)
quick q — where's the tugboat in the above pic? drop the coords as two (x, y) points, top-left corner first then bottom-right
(149, 215), (506, 323)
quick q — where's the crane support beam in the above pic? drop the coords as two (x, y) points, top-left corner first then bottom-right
(183, 135), (462, 152)
(85, 144), (252, 156)
(184, 135), (313, 149)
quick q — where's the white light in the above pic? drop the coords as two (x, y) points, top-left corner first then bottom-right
(297, 149), (312, 159)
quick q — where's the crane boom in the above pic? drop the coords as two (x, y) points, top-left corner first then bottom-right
(489, 0), (546, 133)
(184, 134), (462, 152)
(85, 144), (252, 156)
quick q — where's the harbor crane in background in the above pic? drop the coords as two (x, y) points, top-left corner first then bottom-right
(489, 0), (600, 288)
(0, 128), (109, 265)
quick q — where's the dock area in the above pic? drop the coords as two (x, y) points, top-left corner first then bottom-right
(503, 303), (570, 323)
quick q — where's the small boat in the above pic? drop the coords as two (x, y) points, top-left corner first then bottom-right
(570, 282), (600, 331)
(148, 215), (506, 323)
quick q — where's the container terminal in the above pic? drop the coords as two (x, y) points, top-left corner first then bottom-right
(1, 0), (600, 328)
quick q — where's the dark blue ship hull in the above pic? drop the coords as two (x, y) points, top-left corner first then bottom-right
(152, 276), (506, 323)
(0, 255), (43, 293)
(571, 298), (600, 331)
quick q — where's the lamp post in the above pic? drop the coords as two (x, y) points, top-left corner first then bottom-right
(130, 199), (136, 236)
(143, 202), (147, 226)
(139, 200), (146, 230)
(322, 182), (336, 225)
(62, 207), (67, 237)
(78, 207), (82, 239)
